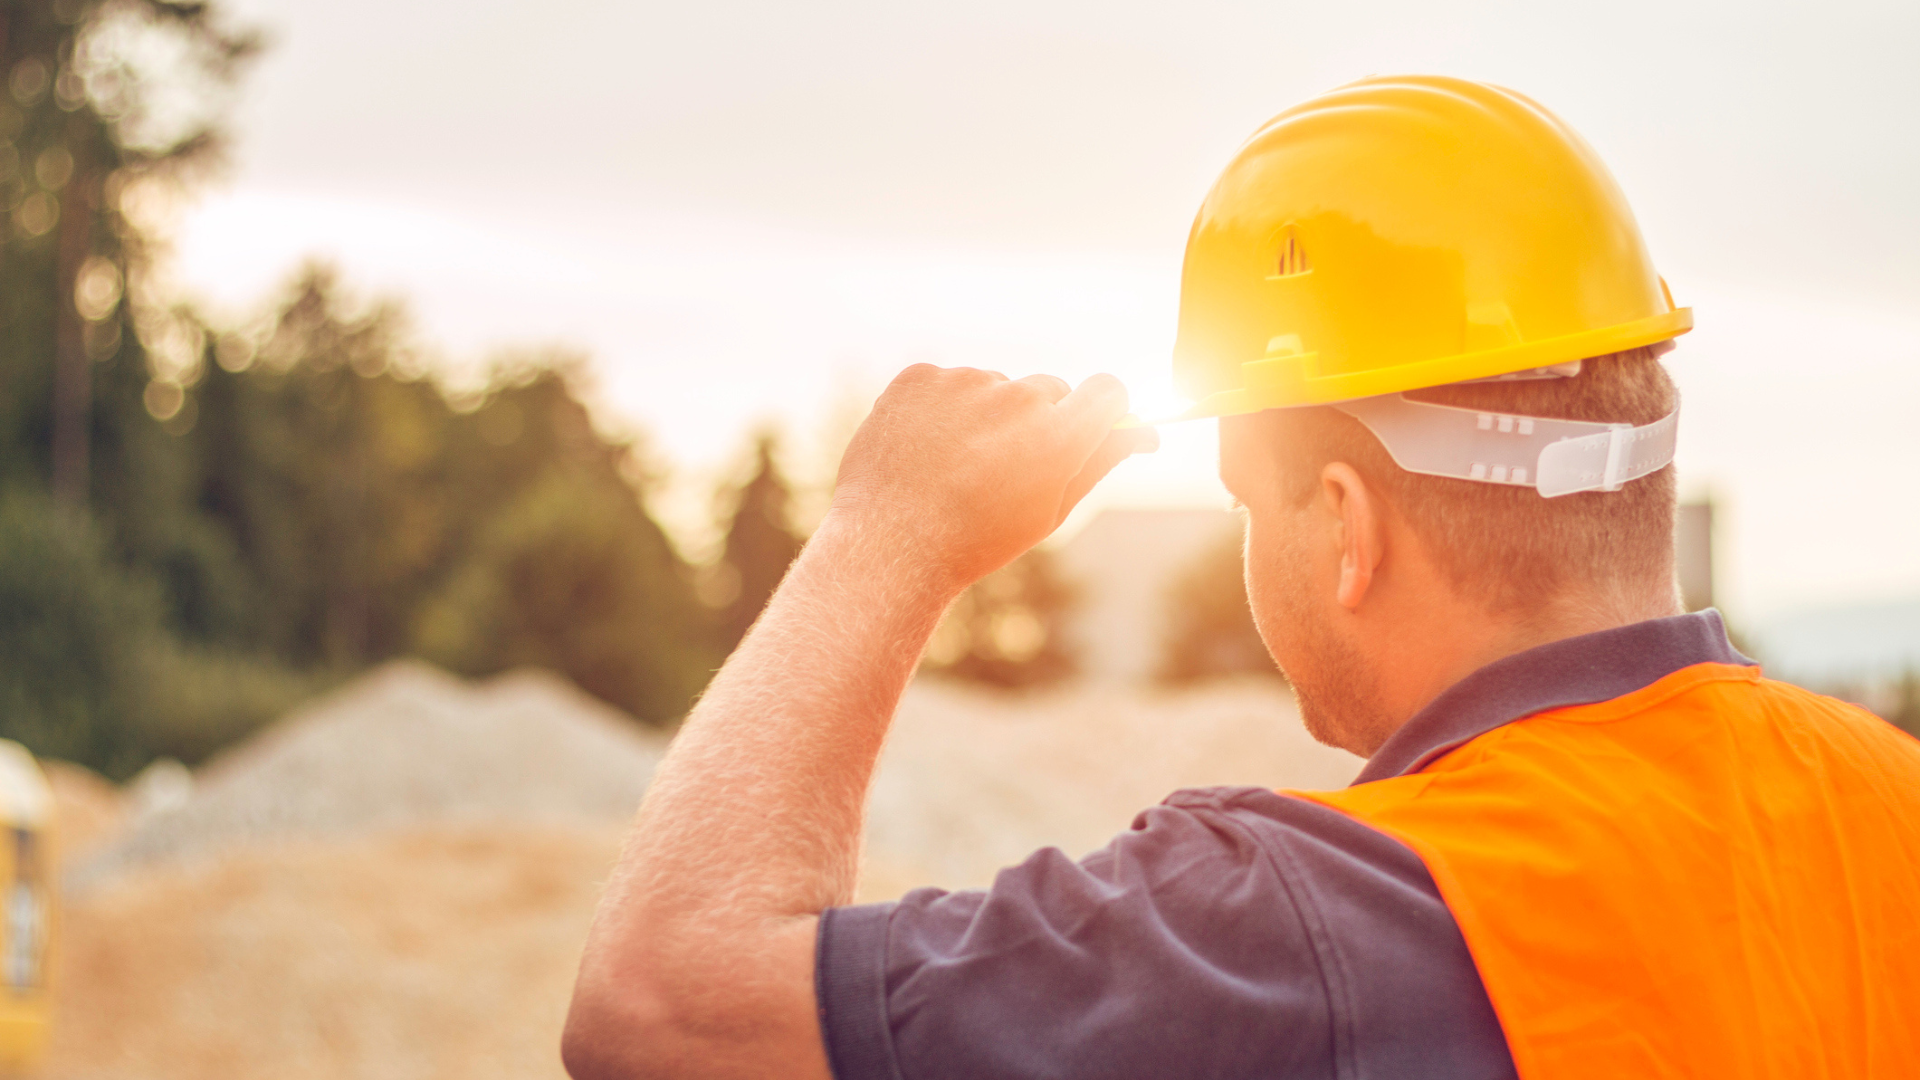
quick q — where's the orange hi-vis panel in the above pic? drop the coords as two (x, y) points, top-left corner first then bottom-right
(1293, 662), (1920, 1079)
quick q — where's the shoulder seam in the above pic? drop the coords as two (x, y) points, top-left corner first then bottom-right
(1211, 803), (1362, 1080)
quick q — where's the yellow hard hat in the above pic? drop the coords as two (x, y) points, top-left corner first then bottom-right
(1171, 74), (1692, 419)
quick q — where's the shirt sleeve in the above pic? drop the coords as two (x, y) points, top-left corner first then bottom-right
(815, 787), (1342, 1080)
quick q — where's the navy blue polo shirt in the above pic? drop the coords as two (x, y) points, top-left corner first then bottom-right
(816, 611), (1752, 1079)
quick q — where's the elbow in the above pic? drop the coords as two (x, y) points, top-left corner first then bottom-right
(559, 993), (620, 1080)
(559, 1024), (603, 1080)
(563, 915), (821, 1079)
(561, 971), (672, 1080)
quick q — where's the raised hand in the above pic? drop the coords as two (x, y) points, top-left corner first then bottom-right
(828, 365), (1159, 593)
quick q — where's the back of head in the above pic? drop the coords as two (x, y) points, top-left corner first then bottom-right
(1250, 345), (1679, 616)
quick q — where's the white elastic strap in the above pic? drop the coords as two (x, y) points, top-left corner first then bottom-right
(1600, 424), (1631, 491)
(1331, 394), (1678, 498)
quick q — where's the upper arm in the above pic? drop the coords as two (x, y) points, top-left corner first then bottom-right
(815, 794), (1340, 1080)
(563, 911), (832, 1080)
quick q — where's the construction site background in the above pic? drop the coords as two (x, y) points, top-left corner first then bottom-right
(5, 1), (1917, 1075)
(50, 660), (1361, 1079)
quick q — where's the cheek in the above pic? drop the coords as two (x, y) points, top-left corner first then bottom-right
(1242, 512), (1307, 653)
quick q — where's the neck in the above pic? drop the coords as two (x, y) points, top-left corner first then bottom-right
(1349, 577), (1680, 756)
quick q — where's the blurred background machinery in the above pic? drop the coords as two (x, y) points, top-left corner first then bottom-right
(0, 742), (52, 1071)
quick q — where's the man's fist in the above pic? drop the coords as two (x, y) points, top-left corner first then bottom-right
(827, 365), (1159, 593)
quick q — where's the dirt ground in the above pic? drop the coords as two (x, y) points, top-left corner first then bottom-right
(47, 762), (123, 870)
(52, 824), (630, 1080)
(46, 664), (1354, 1079)
(50, 823), (928, 1080)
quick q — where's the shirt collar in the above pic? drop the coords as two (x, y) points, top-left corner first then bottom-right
(1354, 610), (1754, 785)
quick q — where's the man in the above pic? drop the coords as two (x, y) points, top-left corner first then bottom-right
(564, 76), (1920, 1079)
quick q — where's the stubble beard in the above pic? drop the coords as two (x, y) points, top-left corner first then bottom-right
(1263, 554), (1395, 757)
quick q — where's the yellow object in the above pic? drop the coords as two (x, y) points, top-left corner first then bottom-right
(1170, 75), (1691, 419)
(0, 742), (52, 1070)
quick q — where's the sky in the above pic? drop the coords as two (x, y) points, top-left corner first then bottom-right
(160, 0), (1920, 624)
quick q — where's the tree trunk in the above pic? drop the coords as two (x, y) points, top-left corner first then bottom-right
(51, 159), (92, 511)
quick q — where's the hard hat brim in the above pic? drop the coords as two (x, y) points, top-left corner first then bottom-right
(1144, 307), (1692, 426)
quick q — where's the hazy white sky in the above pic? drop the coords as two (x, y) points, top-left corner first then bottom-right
(166, 0), (1920, 622)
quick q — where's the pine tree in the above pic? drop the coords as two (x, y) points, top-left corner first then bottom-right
(0, 0), (258, 512)
(717, 434), (805, 653)
(0, 0), (730, 766)
(0, 0), (275, 776)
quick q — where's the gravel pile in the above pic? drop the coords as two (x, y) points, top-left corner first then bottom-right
(73, 662), (1358, 896)
(72, 661), (666, 889)
(866, 676), (1362, 891)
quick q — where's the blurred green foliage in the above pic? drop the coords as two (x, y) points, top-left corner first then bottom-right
(0, 0), (1105, 778)
(0, 0), (718, 777)
(0, 485), (320, 776)
(923, 549), (1078, 688)
(715, 433), (804, 652)
(179, 268), (717, 704)
(411, 451), (714, 728)
(1158, 525), (1282, 684)
(6, 256), (724, 777)
(0, 487), (160, 775)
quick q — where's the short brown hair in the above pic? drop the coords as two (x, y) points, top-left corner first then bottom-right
(1255, 345), (1679, 612)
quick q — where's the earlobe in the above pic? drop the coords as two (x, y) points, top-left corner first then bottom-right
(1322, 463), (1382, 612)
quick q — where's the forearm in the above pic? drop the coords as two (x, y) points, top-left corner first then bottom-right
(622, 513), (953, 920)
(566, 512), (956, 1074)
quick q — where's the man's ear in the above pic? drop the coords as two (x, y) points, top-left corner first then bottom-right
(1319, 462), (1384, 612)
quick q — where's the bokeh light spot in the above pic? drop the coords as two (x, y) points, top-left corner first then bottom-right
(143, 379), (184, 421)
